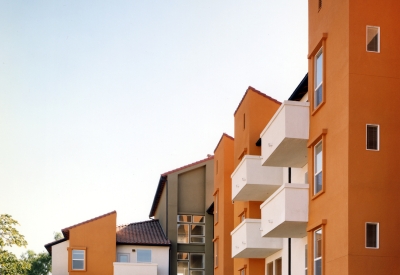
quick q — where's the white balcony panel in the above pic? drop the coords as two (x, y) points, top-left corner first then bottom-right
(261, 183), (309, 238)
(114, 262), (157, 275)
(232, 155), (283, 202)
(260, 101), (309, 168)
(231, 219), (282, 258)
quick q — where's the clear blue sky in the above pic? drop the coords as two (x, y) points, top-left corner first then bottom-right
(0, 0), (307, 255)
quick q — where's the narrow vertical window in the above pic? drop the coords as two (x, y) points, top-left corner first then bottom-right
(366, 223), (379, 248)
(367, 26), (380, 52)
(275, 258), (282, 275)
(314, 141), (323, 194)
(214, 239), (218, 268)
(267, 262), (273, 275)
(305, 244), (308, 275)
(314, 229), (322, 275)
(366, 125), (379, 150)
(243, 113), (246, 129)
(314, 50), (323, 108)
(214, 192), (219, 223)
(318, 0), (322, 11)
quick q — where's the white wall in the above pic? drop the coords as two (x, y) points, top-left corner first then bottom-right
(52, 240), (69, 275)
(116, 245), (169, 275)
(282, 164), (308, 184)
(264, 236), (307, 275)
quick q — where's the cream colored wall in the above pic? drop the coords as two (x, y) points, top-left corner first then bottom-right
(52, 240), (69, 275)
(116, 245), (169, 275)
(113, 262), (157, 275)
(264, 236), (307, 275)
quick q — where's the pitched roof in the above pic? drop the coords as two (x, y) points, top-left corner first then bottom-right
(234, 86), (281, 115)
(116, 219), (170, 246)
(149, 156), (214, 217)
(214, 133), (234, 153)
(288, 73), (308, 101)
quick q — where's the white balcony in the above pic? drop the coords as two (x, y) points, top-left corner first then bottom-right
(260, 183), (309, 238)
(231, 219), (282, 258)
(260, 101), (309, 168)
(114, 262), (157, 275)
(232, 155), (283, 202)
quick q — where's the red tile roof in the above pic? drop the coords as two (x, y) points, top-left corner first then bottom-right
(214, 133), (234, 153)
(116, 219), (170, 246)
(234, 86), (281, 115)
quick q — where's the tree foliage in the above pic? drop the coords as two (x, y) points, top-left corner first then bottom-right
(21, 250), (51, 275)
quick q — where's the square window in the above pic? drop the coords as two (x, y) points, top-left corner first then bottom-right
(366, 125), (379, 150)
(366, 223), (379, 248)
(314, 229), (322, 275)
(314, 141), (323, 194)
(117, 253), (130, 262)
(190, 254), (204, 269)
(137, 249), (151, 263)
(367, 26), (380, 52)
(314, 49), (323, 108)
(178, 215), (205, 244)
(72, 249), (85, 270)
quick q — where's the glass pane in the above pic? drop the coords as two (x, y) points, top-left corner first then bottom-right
(315, 51), (323, 87)
(137, 249), (151, 262)
(177, 252), (189, 260)
(178, 215), (192, 223)
(177, 224), (189, 243)
(315, 85), (323, 106)
(367, 27), (379, 52)
(367, 125), (378, 150)
(72, 250), (84, 260)
(314, 229), (322, 258)
(315, 171), (322, 193)
(315, 142), (322, 173)
(191, 225), (204, 236)
(190, 271), (204, 275)
(190, 254), (204, 269)
(72, 260), (84, 270)
(366, 223), (377, 247)
(315, 258), (322, 275)
(118, 254), (129, 262)
(192, 216), (205, 223)
(305, 244), (308, 268)
(177, 261), (189, 275)
(190, 237), (205, 243)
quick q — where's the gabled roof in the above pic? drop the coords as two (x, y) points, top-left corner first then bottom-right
(149, 156), (214, 217)
(214, 133), (234, 153)
(234, 86), (281, 115)
(116, 219), (170, 246)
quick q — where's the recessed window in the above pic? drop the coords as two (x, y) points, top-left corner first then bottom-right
(314, 229), (322, 275)
(177, 215), (205, 244)
(314, 141), (323, 194)
(366, 124), (379, 150)
(214, 192), (219, 223)
(275, 258), (282, 275)
(214, 239), (218, 268)
(243, 113), (246, 129)
(178, 252), (205, 275)
(72, 249), (85, 270)
(367, 26), (380, 52)
(314, 49), (323, 108)
(267, 261), (273, 275)
(366, 223), (379, 248)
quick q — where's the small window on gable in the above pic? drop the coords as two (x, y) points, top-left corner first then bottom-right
(367, 26), (380, 52)
(366, 223), (379, 248)
(366, 125), (379, 150)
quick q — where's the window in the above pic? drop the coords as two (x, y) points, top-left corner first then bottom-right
(243, 113), (246, 129)
(314, 229), (322, 275)
(275, 258), (282, 275)
(72, 249), (85, 270)
(267, 261), (273, 275)
(117, 253), (130, 262)
(238, 208), (247, 223)
(367, 26), (380, 52)
(305, 244), (308, 275)
(366, 223), (379, 248)
(177, 252), (205, 275)
(137, 249), (151, 263)
(214, 192), (219, 224)
(314, 49), (323, 108)
(314, 141), (323, 194)
(366, 125), (379, 150)
(214, 239), (218, 268)
(177, 215), (205, 244)
(239, 265), (246, 275)
(318, 0), (322, 10)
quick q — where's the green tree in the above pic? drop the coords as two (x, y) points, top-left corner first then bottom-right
(0, 214), (30, 275)
(53, 232), (63, 241)
(21, 250), (51, 275)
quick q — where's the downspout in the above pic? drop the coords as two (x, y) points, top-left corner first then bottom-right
(288, 167), (291, 275)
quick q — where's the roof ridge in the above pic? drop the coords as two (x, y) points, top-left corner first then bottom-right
(234, 86), (281, 115)
(214, 133), (234, 153)
(161, 155), (214, 176)
(117, 219), (159, 228)
(62, 210), (116, 232)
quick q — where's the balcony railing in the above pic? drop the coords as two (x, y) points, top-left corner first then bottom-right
(232, 155), (283, 202)
(114, 262), (157, 275)
(231, 219), (282, 258)
(260, 183), (309, 238)
(260, 101), (309, 168)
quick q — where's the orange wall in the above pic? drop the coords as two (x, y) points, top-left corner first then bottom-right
(233, 87), (280, 275)
(68, 212), (116, 275)
(213, 134), (235, 275)
(308, 0), (400, 274)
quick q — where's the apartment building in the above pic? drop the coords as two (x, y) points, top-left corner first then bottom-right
(149, 156), (214, 275)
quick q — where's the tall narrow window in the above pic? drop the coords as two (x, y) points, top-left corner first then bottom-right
(314, 49), (323, 108)
(214, 239), (218, 268)
(267, 262), (273, 275)
(214, 192), (219, 223)
(314, 229), (322, 275)
(243, 113), (246, 129)
(366, 125), (379, 150)
(314, 141), (323, 194)
(367, 26), (380, 52)
(366, 223), (379, 248)
(318, 0), (322, 10)
(72, 250), (85, 270)
(275, 258), (282, 275)
(305, 244), (308, 275)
